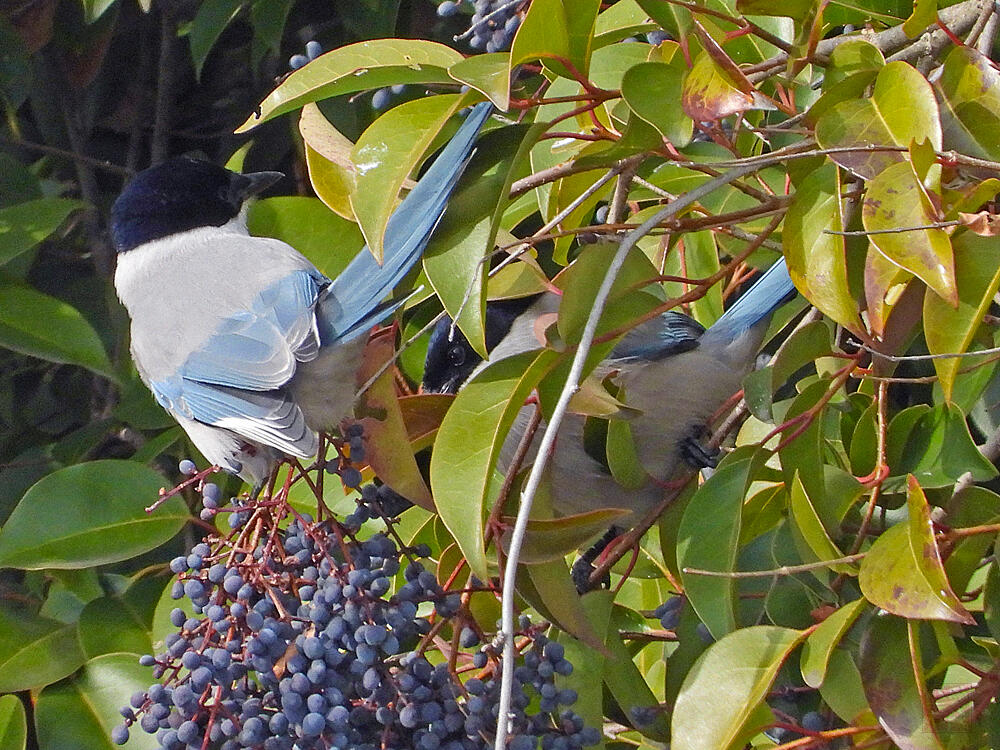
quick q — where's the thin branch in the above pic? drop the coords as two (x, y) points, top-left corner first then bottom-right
(494, 160), (763, 750)
(683, 554), (864, 578)
(824, 220), (960, 235)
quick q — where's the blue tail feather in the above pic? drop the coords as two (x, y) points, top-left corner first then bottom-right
(318, 102), (493, 344)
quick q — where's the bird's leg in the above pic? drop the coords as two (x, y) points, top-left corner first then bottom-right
(571, 525), (622, 593)
(678, 424), (719, 469)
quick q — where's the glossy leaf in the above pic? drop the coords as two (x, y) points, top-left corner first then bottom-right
(603, 605), (671, 740)
(0, 276), (114, 379)
(299, 104), (357, 220)
(782, 163), (862, 335)
(519, 560), (603, 649)
(678, 446), (764, 639)
(859, 476), (974, 623)
(510, 0), (600, 79)
(0, 198), (84, 266)
(430, 350), (559, 579)
(622, 58), (692, 146)
(238, 40), (463, 131)
(35, 653), (159, 750)
(247, 196), (364, 280)
(0, 606), (85, 692)
(924, 231), (1000, 400)
(889, 403), (997, 488)
(0, 695), (26, 750)
(425, 123), (535, 358)
(351, 94), (467, 263)
(934, 47), (1000, 161)
(788, 472), (855, 574)
(816, 61), (941, 179)
(862, 161), (956, 305)
(800, 598), (867, 687)
(682, 51), (757, 122)
(355, 331), (433, 510)
(77, 577), (162, 660)
(672, 626), (804, 750)
(859, 616), (945, 750)
(448, 53), (510, 110)
(0, 460), (188, 570)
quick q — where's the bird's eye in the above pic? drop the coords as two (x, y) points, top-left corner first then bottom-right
(447, 345), (466, 367)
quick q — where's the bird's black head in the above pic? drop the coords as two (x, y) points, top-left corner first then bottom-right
(423, 295), (541, 394)
(110, 156), (283, 253)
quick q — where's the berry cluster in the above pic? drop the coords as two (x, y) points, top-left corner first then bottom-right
(437, 0), (523, 52)
(117, 487), (601, 749)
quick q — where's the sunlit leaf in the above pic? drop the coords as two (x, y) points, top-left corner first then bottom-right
(800, 599), (867, 687)
(859, 476), (974, 623)
(862, 161), (955, 305)
(622, 57), (692, 146)
(299, 104), (357, 220)
(673, 626), (805, 750)
(788, 472), (855, 574)
(448, 53), (510, 110)
(924, 231), (1000, 400)
(238, 40), (463, 131)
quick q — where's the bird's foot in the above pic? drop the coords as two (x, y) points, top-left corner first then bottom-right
(679, 426), (719, 470)
(571, 526), (621, 594)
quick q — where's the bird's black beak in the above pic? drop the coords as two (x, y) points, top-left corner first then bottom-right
(227, 170), (284, 205)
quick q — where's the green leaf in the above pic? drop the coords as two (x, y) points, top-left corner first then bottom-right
(744, 320), (834, 420)
(672, 626), (805, 750)
(0, 606), (85, 692)
(678, 446), (765, 639)
(351, 94), (469, 263)
(298, 104), (357, 221)
(555, 592), (612, 745)
(505, 509), (628, 564)
(622, 58), (693, 147)
(859, 476), (974, 623)
(682, 51), (758, 122)
(924, 231), (1000, 400)
(985, 559), (1000, 645)
(902, 0), (937, 37)
(430, 350), (560, 579)
(862, 161), (955, 305)
(788, 472), (855, 574)
(448, 53), (510, 110)
(934, 47), (1000, 162)
(859, 616), (945, 750)
(0, 460), (189, 570)
(603, 604), (671, 741)
(238, 40), (463, 131)
(247, 196), (364, 279)
(425, 123), (535, 357)
(188, 0), (244, 80)
(889, 402), (997, 488)
(800, 598), (867, 687)
(77, 578), (161, 659)
(35, 653), (160, 750)
(0, 198), (85, 266)
(510, 0), (601, 79)
(0, 276), (114, 379)
(81, 0), (119, 23)
(819, 647), (871, 723)
(517, 560), (604, 649)
(0, 694), (27, 750)
(0, 18), (31, 110)
(783, 163), (862, 335)
(816, 60), (941, 179)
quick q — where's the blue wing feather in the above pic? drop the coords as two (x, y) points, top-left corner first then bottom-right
(611, 311), (705, 362)
(318, 102), (493, 344)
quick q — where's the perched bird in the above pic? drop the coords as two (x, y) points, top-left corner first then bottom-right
(423, 256), (796, 523)
(112, 102), (492, 485)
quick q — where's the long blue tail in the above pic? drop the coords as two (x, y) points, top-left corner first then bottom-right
(319, 102), (494, 343)
(705, 256), (795, 339)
